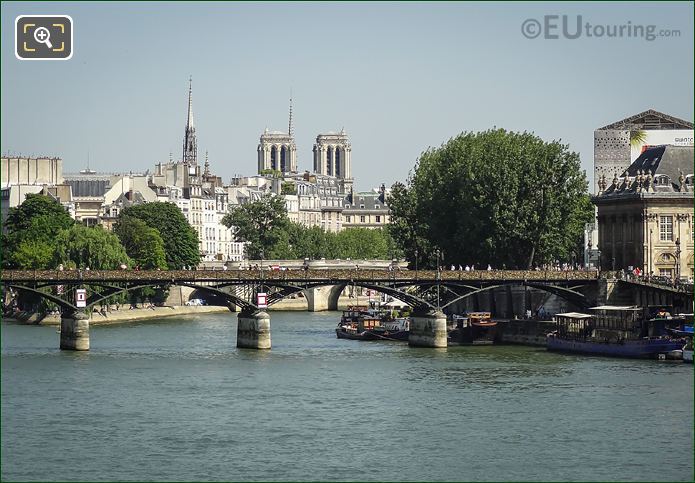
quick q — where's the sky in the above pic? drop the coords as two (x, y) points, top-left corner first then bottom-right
(1, 1), (693, 190)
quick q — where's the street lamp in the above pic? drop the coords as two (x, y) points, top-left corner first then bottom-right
(675, 237), (681, 283)
(435, 248), (441, 310)
(414, 248), (419, 275)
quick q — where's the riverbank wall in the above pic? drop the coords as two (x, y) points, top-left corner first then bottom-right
(5, 305), (230, 326)
(494, 319), (554, 346)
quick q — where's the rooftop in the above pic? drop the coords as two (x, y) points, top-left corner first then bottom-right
(598, 109), (694, 131)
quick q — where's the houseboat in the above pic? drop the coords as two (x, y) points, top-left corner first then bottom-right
(448, 312), (498, 345)
(335, 305), (410, 341)
(547, 306), (685, 359)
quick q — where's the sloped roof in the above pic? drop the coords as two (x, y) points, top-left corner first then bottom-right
(598, 109), (693, 130)
(624, 145), (693, 181)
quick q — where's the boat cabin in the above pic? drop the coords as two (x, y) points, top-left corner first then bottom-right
(554, 312), (594, 341)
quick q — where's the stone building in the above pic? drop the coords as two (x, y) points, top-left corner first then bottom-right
(1, 156), (66, 223)
(594, 109), (693, 195)
(257, 97), (298, 174)
(588, 109), (694, 266)
(343, 185), (390, 229)
(593, 144), (694, 280)
(312, 130), (353, 193)
(257, 130), (297, 174)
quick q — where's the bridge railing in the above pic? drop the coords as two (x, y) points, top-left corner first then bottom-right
(0, 269), (600, 283)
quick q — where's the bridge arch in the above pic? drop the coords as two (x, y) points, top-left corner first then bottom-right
(8, 284), (78, 313)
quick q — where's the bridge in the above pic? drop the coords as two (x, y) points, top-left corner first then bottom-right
(2, 269), (690, 351)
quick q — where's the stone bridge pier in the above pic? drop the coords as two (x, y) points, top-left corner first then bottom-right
(237, 310), (271, 350)
(303, 285), (344, 312)
(409, 310), (447, 348)
(60, 310), (90, 351)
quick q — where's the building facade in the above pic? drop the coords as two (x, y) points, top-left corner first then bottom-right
(312, 130), (353, 193)
(1, 156), (67, 224)
(594, 109), (693, 196)
(342, 185), (390, 229)
(257, 130), (298, 174)
(593, 145), (694, 280)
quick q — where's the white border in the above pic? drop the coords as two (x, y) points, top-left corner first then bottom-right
(15, 15), (73, 61)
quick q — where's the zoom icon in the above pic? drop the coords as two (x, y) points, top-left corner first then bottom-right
(16, 15), (73, 60)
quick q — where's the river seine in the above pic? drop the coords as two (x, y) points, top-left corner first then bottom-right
(2, 312), (693, 481)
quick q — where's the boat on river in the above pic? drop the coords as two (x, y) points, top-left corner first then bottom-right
(548, 306), (686, 359)
(448, 312), (498, 345)
(336, 305), (409, 341)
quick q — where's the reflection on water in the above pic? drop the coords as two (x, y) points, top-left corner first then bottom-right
(2, 311), (693, 482)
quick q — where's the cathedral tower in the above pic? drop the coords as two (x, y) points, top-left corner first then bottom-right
(257, 96), (298, 174)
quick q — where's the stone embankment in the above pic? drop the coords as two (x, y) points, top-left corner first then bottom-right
(5, 305), (229, 326)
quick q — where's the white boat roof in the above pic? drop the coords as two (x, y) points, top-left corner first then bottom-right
(555, 312), (592, 319)
(589, 305), (642, 311)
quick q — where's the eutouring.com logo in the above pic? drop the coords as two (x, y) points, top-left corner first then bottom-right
(521, 15), (681, 41)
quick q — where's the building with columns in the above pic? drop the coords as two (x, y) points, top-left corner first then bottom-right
(257, 129), (297, 174)
(257, 97), (298, 174)
(588, 109), (694, 266)
(312, 130), (353, 193)
(593, 144), (694, 280)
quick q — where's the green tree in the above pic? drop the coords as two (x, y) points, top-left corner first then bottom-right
(222, 194), (290, 259)
(3, 194), (74, 268)
(335, 228), (392, 260)
(53, 224), (130, 269)
(119, 202), (200, 269)
(113, 217), (167, 269)
(390, 129), (593, 269)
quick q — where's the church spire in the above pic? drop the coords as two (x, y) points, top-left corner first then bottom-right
(288, 89), (294, 138)
(187, 76), (194, 129)
(182, 76), (197, 165)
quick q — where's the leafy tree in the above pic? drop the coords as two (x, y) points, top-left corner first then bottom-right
(3, 194), (74, 268)
(113, 217), (167, 269)
(335, 228), (394, 260)
(222, 194), (402, 261)
(280, 182), (296, 195)
(222, 194), (290, 259)
(119, 202), (200, 269)
(389, 129), (593, 269)
(53, 224), (130, 269)
(8, 239), (55, 269)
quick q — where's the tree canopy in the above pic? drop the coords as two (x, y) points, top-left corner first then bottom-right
(388, 129), (593, 269)
(53, 224), (131, 269)
(113, 216), (167, 269)
(119, 202), (200, 269)
(3, 194), (75, 269)
(222, 194), (291, 259)
(222, 194), (399, 260)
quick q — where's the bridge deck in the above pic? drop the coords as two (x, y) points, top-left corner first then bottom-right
(1, 269), (599, 284)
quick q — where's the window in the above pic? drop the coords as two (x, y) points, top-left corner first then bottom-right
(376, 215), (381, 223)
(375, 205), (380, 209)
(345, 216), (351, 223)
(659, 268), (673, 278)
(660, 215), (673, 241)
(360, 215), (365, 223)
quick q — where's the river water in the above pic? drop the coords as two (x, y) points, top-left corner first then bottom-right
(2, 312), (693, 481)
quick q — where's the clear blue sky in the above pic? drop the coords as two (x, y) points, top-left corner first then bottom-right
(2, 1), (693, 189)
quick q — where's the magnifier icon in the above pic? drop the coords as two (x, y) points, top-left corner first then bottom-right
(33, 27), (53, 49)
